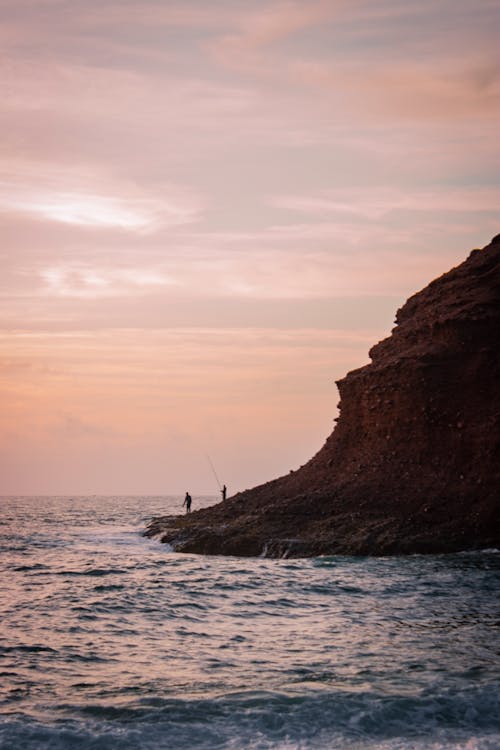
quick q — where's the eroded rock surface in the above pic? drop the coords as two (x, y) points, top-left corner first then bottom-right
(146, 236), (500, 557)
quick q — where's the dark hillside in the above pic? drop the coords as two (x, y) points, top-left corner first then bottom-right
(146, 236), (500, 556)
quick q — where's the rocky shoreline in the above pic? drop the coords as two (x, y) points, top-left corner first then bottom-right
(146, 235), (500, 557)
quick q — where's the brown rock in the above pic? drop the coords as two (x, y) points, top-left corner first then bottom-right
(146, 236), (500, 557)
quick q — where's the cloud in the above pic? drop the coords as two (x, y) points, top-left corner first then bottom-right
(0, 162), (203, 231)
(209, 1), (337, 65)
(39, 265), (178, 298)
(2, 190), (164, 231)
(270, 186), (500, 219)
(204, 2), (500, 126)
(291, 57), (500, 123)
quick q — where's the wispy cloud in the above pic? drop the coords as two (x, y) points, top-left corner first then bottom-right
(209, 1), (336, 67)
(271, 186), (500, 219)
(291, 57), (500, 123)
(40, 266), (178, 298)
(0, 162), (203, 230)
(2, 190), (164, 231)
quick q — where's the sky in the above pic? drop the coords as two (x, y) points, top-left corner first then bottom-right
(1, 0), (499, 496)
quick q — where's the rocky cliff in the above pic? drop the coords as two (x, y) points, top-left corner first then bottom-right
(146, 236), (500, 556)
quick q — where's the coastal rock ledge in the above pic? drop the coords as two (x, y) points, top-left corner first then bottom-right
(146, 236), (500, 557)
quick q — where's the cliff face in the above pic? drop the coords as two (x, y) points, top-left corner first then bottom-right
(146, 236), (500, 556)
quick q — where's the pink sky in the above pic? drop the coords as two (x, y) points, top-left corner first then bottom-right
(1, 0), (499, 495)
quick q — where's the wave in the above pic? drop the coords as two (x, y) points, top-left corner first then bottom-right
(1, 684), (499, 750)
(0, 645), (57, 655)
(54, 567), (127, 577)
(12, 563), (49, 572)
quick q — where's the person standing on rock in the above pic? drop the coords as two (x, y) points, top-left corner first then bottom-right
(183, 492), (192, 513)
(221, 484), (227, 501)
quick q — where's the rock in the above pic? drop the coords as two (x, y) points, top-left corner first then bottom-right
(145, 236), (500, 557)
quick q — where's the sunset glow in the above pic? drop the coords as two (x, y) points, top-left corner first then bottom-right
(1, 0), (499, 494)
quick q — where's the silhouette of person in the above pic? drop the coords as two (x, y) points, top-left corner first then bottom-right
(183, 492), (192, 513)
(221, 484), (227, 501)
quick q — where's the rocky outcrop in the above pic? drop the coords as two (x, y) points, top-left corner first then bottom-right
(146, 236), (500, 556)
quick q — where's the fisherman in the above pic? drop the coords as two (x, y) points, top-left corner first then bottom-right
(183, 492), (192, 513)
(221, 484), (227, 501)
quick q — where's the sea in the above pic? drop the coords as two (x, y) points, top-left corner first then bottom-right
(0, 495), (499, 750)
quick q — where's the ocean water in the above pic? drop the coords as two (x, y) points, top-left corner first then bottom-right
(0, 496), (499, 750)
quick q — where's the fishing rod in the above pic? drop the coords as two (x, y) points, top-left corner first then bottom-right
(206, 453), (222, 492)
